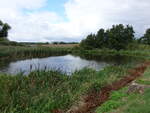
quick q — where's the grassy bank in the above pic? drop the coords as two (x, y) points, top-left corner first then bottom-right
(96, 87), (150, 113)
(0, 62), (139, 113)
(136, 67), (150, 85)
(74, 48), (150, 60)
(96, 67), (150, 113)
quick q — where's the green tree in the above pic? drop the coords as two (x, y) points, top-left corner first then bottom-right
(95, 28), (106, 48)
(107, 24), (134, 50)
(141, 28), (150, 45)
(80, 34), (96, 49)
(0, 20), (11, 41)
(80, 24), (135, 50)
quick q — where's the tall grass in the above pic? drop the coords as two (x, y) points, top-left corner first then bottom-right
(0, 46), (72, 59)
(1, 43), (150, 60)
(0, 63), (134, 113)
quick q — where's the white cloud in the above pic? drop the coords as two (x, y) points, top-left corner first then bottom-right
(9, 11), (63, 42)
(0, 0), (150, 42)
(65, 0), (150, 37)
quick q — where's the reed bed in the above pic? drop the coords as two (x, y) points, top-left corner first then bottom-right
(0, 46), (72, 59)
(0, 63), (135, 113)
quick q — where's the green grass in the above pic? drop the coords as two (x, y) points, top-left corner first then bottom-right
(96, 65), (150, 113)
(96, 87), (128, 113)
(96, 88), (150, 113)
(0, 46), (72, 59)
(0, 63), (134, 113)
(74, 49), (150, 59)
(73, 43), (150, 60)
(136, 67), (150, 85)
(111, 89), (150, 113)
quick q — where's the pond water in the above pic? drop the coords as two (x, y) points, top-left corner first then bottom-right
(0, 54), (112, 75)
(0, 54), (141, 75)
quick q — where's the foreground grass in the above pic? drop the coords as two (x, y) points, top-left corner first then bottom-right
(96, 66), (150, 113)
(96, 87), (150, 113)
(0, 63), (136, 113)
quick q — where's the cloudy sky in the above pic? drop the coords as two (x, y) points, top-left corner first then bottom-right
(0, 0), (150, 42)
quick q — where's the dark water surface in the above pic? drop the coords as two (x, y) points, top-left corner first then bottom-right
(0, 54), (140, 75)
(0, 54), (112, 75)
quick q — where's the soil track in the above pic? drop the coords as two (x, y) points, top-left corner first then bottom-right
(53, 62), (150, 113)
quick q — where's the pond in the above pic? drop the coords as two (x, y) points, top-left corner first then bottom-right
(0, 54), (113, 75)
(0, 54), (141, 75)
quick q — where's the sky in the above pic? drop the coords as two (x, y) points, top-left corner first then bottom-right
(0, 0), (150, 42)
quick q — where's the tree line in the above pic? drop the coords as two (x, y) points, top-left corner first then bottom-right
(0, 20), (11, 41)
(138, 28), (150, 45)
(80, 24), (150, 50)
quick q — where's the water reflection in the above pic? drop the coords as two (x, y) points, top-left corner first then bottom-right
(0, 54), (143, 75)
(0, 55), (110, 75)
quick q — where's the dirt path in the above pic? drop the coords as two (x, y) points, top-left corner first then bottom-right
(53, 62), (150, 113)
